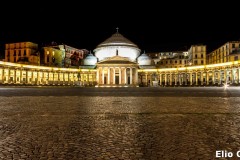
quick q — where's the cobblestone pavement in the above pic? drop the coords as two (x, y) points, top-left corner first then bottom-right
(1, 88), (240, 159)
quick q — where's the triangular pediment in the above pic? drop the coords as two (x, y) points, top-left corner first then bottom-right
(97, 56), (138, 65)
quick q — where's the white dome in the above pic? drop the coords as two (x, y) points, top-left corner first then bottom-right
(137, 53), (152, 65)
(94, 32), (141, 61)
(83, 53), (97, 65)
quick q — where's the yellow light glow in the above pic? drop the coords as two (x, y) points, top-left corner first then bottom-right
(178, 68), (187, 71)
(158, 68), (177, 72)
(187, 66), (204, 69)
(142, 69), (158, 72)
(206, 62), (233, 68)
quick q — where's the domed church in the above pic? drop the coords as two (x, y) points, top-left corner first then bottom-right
(82, 29), (154, 87)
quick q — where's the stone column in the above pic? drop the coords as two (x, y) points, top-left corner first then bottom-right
(212, 71), (215, 85)
(108, 68), (110, 84)
(195, 72), (198, 85)
(145, 73), (148, 86)
(20, 69), (22, 84)
(130, 68), (132, 84)
(159, 73), (162, 86)
(113, 68), (116, 84)
(175, 73), (177, 85)
(14, 70), (16, 83)
(32, 71), (34, 84)
(62, 72), (65, 84)
(87, 72), (89, 84)
(135, 68), (138, 85)
(165, 73), (167, 86)
(200, 72), (203, 85)
(96, 69), (99, 84)
(67, 73), (71, 84)
(8, 69), (10, 83)
(37, 71), (40, 85)
(190, 72), (192, 85)
(125, 68), (127, 84)
(25, 70), (28, 84)
(169, 73), (172, 86)
(1, 68), (3, 83)
(232, 69), (235, 84)
(102, 67), (104, 85)
(179, 74), (182, 85)
(119, 67), (122, 84)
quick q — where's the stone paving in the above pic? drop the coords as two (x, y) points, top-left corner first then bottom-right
(1, 94), (240, 159)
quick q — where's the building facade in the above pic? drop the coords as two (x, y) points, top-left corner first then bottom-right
(207, 41), (240, 64)
(5, 42), (40, 65)
(0, 32), (240, 87)
(149, 51), (189, 68)
(42, 43), (88, 68)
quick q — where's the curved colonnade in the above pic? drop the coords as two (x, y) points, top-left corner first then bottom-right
(0, 61), (240, 87)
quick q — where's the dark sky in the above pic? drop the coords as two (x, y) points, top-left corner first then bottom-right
(0, 2), (239, 58)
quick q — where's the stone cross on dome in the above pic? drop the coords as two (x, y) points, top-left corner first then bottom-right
(116, 27), (119, 33)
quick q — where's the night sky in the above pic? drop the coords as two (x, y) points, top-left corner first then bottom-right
(0, 2), (239, 58)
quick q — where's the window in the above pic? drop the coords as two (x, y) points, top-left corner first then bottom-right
(201, 54), (203, 58)
(18, 50), (21, 56)
(14, 57), (16, 62)
(201, 60), (203, 64)
(232, 44), (235, 48)
(195, 54), (197, 58)
(175, 60), (177, 64)
(13, 50), (16, 56)
(24, 50), (26, 56)
(194, 60), (197, 65)
(179, 60), (182, 64)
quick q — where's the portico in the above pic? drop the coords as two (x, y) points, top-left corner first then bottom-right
(96, 56), (138, 87)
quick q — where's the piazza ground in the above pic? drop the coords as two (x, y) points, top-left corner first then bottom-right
(1, 87), (240, 159)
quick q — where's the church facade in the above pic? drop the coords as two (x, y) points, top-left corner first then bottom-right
(0, 31), (240, 87)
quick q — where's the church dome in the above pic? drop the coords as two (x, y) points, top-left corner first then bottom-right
(94, 30), (141, 62)
(83, 52), (97, 65)
(97, 32), (138, 48)
(137, 52), (152, 65)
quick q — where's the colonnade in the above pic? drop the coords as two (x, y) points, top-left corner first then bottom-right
(1, 61), (240, 87)
(139, 67), (240, 86)
(97, 67), (138, 85)
(0, 62), (96, 86)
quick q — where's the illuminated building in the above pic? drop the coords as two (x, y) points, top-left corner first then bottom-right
(148, 45), (206, 68)
(42, 42), (88, 68)
(188, 45), (206, 66)
(92, 31), (142, 87)
(207, 41), (240, 64)
(94, 31), (141, 62)
(5, 42), (40, 65)
(149, 51), (190, 68)
(0, 31), (239, 87)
